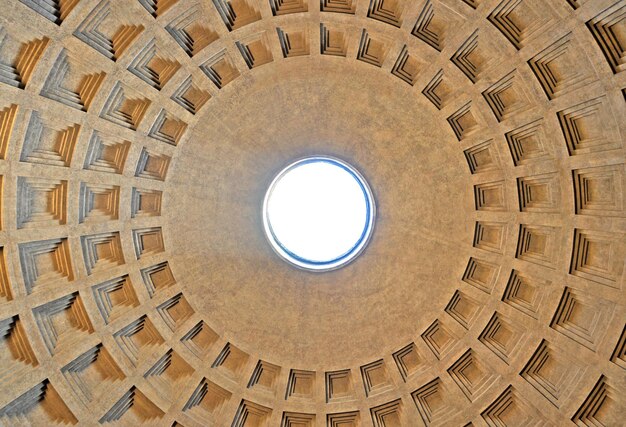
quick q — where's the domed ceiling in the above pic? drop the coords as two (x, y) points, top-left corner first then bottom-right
(0, 0), (624, 426)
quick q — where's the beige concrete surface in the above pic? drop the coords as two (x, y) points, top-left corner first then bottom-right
(0, 0), (624, 425)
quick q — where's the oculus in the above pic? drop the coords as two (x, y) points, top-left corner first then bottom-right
(263, 156), (375, 271)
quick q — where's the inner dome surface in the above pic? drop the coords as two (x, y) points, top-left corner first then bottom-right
(166, 60), (472, 367)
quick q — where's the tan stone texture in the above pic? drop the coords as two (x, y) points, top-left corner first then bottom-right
(0, 0), (624, 425)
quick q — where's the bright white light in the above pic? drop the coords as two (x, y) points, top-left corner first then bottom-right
(263, 157), (375, 271)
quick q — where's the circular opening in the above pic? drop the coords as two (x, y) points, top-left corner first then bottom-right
(263, 156), (375, 271)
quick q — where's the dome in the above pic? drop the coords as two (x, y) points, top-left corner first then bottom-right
(0, 0), (624, 426)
